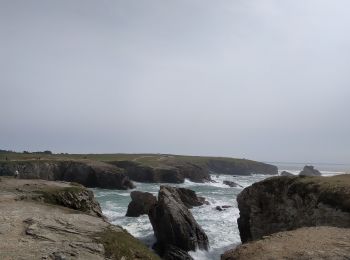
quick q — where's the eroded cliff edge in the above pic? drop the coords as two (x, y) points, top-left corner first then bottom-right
(222, 174), (350, 260)
(0, 177), (159, 260)
(0, 160), (134, 189)
(237, 174), (350, 242)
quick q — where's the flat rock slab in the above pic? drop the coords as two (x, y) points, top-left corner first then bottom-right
(222, 226), (350, 260)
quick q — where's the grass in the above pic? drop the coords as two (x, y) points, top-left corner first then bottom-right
(296, 174), (350, 212)
(33, 186), (89, 211)
(0, 151), (252, 165)
(96, 227), (160, 260)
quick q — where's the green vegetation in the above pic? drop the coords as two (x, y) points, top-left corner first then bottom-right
(297, 174), (350, 212)
(97, 227), (160, 260)
(34, 186), (89, 211)
(0, 151), (257, 167)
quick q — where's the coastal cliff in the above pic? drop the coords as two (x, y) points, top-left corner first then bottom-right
(0, 153), (278, 185)
(222, 174), (350, 259)
(0, 177), (159, 260)
(0, 160), (134, 190)
(237, 174), (350, 242)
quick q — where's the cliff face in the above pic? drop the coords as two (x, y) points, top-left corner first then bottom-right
(205, 159), (278, 175)
(0, 160), (134, 190)
(110, 160), (211, 183)
(0, 177), (160, 260)
(237, 174), (350, 243)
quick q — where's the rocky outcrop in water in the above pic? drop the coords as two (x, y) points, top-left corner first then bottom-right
(0, 177), (160, 260)
(172, 186), (208, 208)
(236, 174), (350, 243)
(223, 180), (242, 187)
(126, 191), (157, 217)
(149, 185), (209, 257)
(299, 165), (321, 176)
(0, 160), (134, 190)
(162, 245), (194, 260)
(221, 226), (350, 260)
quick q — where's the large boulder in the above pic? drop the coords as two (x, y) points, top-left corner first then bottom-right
(126, 191), (157, 217)
(149, 185), (209, 255)
(236, 175), (350, 243)
(299, 165), (321, 176)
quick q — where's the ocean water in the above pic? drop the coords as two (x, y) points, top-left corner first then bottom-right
(92, 166), (348, 260)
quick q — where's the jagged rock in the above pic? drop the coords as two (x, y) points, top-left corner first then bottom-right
(215, 205), (232, 211)
(126, 191), (157, 217)
(299, 165), (321, 176)
(0, 160), (134, 190)
(173, 187), (208, 208)
(162, 245), (194, 260)
(149, 185), (209, 255)
(35, 185), (104, 218)
(221, 227), (350, 260)
(280, 171), (294, 176)
(236, 175), (350, 243)
(223, 180), (242, 187)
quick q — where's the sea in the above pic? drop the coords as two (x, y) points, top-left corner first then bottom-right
(92, 163), (349, 260)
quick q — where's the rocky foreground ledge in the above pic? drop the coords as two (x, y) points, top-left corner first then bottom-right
(222, 174), (350, 259)
(0, 177), (159, 260)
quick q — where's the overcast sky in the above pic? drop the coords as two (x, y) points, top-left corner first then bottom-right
(1, 0), (349, 163)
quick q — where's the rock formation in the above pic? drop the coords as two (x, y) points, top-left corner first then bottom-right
(223, 180), (242, 187)
(236, 174), (350, 243)
(221, 226), (350, 260)
(0, 160), (134, 190)
(126, 191), (157, 217)
(172, 186), (208, 208)
(280, 170), (293, 176)
(148, 185), (209, 257)
(0, 177), (160, 260)
(299, 165), (321, 176)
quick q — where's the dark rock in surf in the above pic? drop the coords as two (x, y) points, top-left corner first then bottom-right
(223, 180), (242, 188)
(299, 165), (321, 176)
(126, 191), (157, 217)
(149, 185), (209, 255)
(162, 245), (194, 260)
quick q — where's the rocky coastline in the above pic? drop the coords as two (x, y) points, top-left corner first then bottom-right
(222, 173), (350, 259)
(0, 153), (278, 187)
